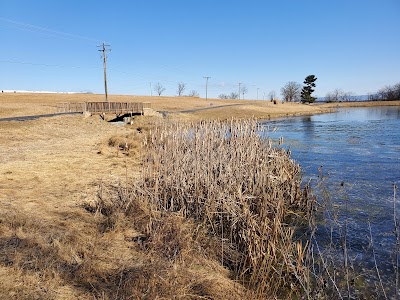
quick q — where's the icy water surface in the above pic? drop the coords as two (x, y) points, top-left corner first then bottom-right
(263, 106), (400, 282)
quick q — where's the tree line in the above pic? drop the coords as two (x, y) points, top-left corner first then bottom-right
(368, 82), (400, 101)
(152, 78), (399, 102)
(153, 75), (319, 102)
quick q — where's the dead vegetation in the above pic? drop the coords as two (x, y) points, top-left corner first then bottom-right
(84, 119), (316, 298)
(0, 115), (316, 299)
(2, 93), (399, 299)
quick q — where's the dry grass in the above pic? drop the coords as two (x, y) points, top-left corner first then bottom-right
(5, 92), (395, 298)
(0, 114), (144, 299)
(0, 113), (254, 299)
(0, 111), (316, 298)
(0, 92), (333, 120)
(91, 119), (316, 298)
(1, 92), (398, 120)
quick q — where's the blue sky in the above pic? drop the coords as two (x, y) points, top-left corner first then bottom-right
(1, 0), (399, 99)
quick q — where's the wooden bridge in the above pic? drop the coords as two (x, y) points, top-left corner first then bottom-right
(57, 102), (151, 115)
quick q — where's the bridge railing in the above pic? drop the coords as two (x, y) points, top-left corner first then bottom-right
(56, 101), (151, 114)
(56, 102), (86, 113)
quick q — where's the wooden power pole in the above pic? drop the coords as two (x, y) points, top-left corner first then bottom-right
(97, 42), (111, 102)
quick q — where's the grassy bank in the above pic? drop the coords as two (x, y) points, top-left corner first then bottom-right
(0, 114), (316, 299)
(1, 93), (398, 298)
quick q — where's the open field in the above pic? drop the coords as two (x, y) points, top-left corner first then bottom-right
(1, 92), (398, 120)
(0, 114), (151, 298)
(0, 93), (399, 298)
(0, 92), (334, 120)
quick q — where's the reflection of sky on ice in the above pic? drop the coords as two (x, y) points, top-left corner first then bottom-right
(261, 106), (400, 274)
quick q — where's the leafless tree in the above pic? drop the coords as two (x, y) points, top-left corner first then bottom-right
(379, 86), (396, 100)
(372, 83), (400, 101)
(219, 92), (239, 99)
(188, 90), (199, 97)
(241, 85), (248, 100)
(268, 90), (276, 101)
(367, 92), (376, 101)
(326, 89), (355, 102)
(341, 91), (355, 102)
(154, 82), (166, 96)
(394, 83), (400, 100)
(325, 88), (343, 102)
(281, 81), (302, 102)
(230, 92), (239, 99)
(177, 82), (186, 96)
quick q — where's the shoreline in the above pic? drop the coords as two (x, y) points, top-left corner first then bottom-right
(0, 94), (398, 298)
(317, 100), (400, 108)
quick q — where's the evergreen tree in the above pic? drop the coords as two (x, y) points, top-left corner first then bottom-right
(301, 75), (317, 103)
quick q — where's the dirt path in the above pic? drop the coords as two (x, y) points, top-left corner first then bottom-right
(0, 112), (81, 122)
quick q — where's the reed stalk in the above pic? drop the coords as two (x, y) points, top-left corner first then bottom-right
(124, 119), (315, 297)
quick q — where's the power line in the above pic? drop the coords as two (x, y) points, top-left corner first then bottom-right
(0, 17), (102, 43)
(0, 59), (101, 69)
(97, 42), (111, 102)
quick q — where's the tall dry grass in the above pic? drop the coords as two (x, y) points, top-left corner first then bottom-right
(96, 119), (316, 298)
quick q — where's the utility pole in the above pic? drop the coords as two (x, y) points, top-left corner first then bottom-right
(238, 83), (241, 100)
(203, 76), (211, 100)
(257, 88), (260, 100)
(97, 42), (111, 102)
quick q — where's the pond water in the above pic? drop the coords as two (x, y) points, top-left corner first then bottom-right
(262, 106), (400, 284)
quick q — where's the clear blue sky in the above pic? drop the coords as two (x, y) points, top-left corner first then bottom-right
(1, 0), (399, 99)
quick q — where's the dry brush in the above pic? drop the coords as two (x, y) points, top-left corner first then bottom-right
(104, 119), (316, 297)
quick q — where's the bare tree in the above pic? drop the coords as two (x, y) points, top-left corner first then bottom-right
(219, 92), (239, 99)
(341, 91), (355, 102)
(326, 89), (355, 102)
(372, 83), (400, 101)
(241, 85), (248, 100)
(325, 88), (343, 102)
(268, 90), (276, 101)
(154, 82), (166, 96)
(188, 90), (199, 97)
(281, 81), (302, 102)
(229, 92), (239, 99)
(177, 82), (186, 96)
(379, 86), (396, 100)
(394, 83), (400, 100)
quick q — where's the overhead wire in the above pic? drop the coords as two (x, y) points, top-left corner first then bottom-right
(0, 18), (247, 95)
(0, 17), (103, 43)
(0, 59), (101, 69)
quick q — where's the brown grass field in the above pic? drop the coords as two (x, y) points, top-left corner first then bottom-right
(0, 92), (399, 299)
(0, 92), (335, 119)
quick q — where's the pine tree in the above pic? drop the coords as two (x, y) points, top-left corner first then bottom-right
(301, 75), (317, 103)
